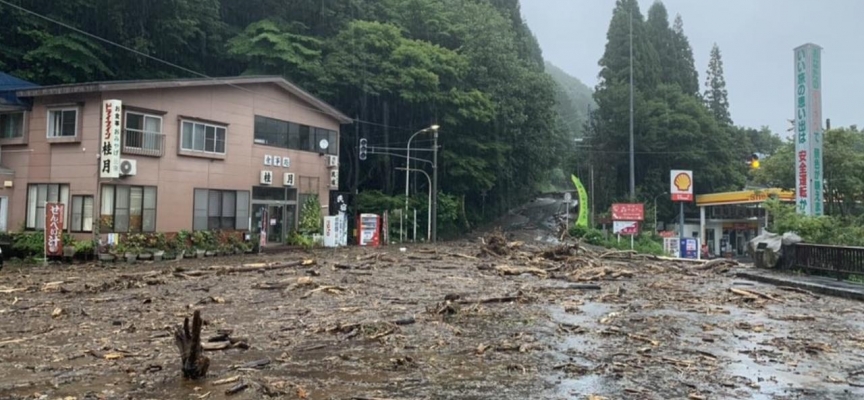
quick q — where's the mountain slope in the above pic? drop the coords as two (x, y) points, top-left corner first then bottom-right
(545, 61), (596, 138)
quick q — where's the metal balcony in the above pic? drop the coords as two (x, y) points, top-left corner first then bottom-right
(122, 129), (164, 157)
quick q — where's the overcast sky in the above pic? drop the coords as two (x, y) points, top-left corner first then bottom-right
(522, 0), (864, 137)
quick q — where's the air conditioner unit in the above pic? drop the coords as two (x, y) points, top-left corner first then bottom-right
(329, 169), (339, 188)
(283, 172), (295, 187)
(260, 170), (273, 185)
(327, 155), (339, 168)
(119, 159), (137, 176)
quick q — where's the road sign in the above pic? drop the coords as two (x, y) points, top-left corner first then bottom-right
(613, 221), (639, 236)
(563, 192), (572, 203)
(611, 203), (644, 221)
(670, 170), (694, 202)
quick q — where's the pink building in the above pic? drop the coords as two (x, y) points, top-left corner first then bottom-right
(0, 76), (351, 242)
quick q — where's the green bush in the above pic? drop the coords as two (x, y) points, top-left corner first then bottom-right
(299, 194), (322, 235)
(12, 231), (44, 257)
(764, 199), (864, 246)
(568, 226), (605, 246)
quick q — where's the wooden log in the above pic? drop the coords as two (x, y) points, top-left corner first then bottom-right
(173, 310), (210, 380)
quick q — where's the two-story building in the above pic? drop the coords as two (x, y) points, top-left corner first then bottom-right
(0, 75), (351, 243)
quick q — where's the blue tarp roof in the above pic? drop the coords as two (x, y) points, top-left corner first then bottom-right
(0, 72), (38, 109)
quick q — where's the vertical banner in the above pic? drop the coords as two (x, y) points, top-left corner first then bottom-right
(570, 175), (589, 228)
(794, 43), (823, 215)
(45, 203), (65, 257)
(100, 100), (122, 179)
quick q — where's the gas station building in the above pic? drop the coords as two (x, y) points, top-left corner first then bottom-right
(672, 188), (795, 257)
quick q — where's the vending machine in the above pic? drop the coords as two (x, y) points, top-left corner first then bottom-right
(357, 213), (381, 247)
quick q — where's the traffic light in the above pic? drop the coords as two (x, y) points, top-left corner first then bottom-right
(749, 153), (760, 169)
(359, 138), (368, 160)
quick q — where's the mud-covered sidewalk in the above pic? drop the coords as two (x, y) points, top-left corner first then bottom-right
(1, 236), (864, 400)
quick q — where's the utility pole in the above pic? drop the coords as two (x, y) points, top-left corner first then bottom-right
(354, 116), (360, 243)
(431, 129), (439, 242)
(628, 8), (635, 201)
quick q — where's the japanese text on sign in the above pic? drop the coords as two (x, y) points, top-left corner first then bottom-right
(100, 100), (122, 179)
(611, 203), (644, 221)
(45, 203), (65, 257)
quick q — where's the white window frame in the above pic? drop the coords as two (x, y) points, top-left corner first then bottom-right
(0, 111), (25, 139)
(180, 120), (227, 155)
(124, 111), (163, 151)
(46, 107), (79, 138)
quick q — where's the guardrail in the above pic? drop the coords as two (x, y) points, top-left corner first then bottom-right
(782, 243), (864, 279)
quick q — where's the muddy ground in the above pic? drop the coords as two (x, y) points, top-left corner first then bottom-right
(1, 235), (864, 400)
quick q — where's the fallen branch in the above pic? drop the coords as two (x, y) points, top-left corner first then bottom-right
(183, 260), (315, 276)
(729, 287), (783, 302)
(213, 375), (240, 386)
(494, 265), (548, 278)
(301, 285), (347, 299)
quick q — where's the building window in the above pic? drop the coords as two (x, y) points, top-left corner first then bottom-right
(0, 112), (24, 139)
(47, 108), (78, 138)
(26, 184), (70, 230)
(125, 111), (164, 155)
(181, 120), (226, 155)
(193, 189), (250, 231)
(253, 115), (338, 155)
(101, 185), (157, 232)
(70, 195), (94, 232)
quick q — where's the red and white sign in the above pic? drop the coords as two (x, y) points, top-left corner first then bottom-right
(670, 170), (694, 202)
(45, 203), (65, 257)
(611, 203), (644, 221)
(658, 231), (676, 238)
(613, 221), (639, 236)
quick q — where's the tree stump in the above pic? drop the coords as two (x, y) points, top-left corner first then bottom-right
(174, 310), (210, 379)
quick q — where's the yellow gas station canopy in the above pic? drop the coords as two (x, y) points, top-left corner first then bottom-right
(695, 188), (795, 207)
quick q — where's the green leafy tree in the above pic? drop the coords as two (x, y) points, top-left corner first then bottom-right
(703, 43), (732, 125)
(227, 20), (323, 83)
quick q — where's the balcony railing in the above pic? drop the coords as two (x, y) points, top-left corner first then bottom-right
(123, 129), (164, 157)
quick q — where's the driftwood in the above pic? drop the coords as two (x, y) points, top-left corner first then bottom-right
(181, 260), (315, 276)
(173, 310), (210, 380)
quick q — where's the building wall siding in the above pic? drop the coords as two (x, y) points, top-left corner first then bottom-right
(0, 83), (342, 234)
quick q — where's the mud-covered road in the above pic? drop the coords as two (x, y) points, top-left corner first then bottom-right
(1, 236), (864, 400)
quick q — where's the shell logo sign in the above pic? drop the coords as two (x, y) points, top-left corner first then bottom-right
(670, 170), (693, 202)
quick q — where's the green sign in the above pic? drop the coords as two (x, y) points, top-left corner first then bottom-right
(571, 174), (589, 228)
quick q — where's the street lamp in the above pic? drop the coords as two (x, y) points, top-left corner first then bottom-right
(653, 192), (668, 233)
(397, 167), (431, 241)
(404, 124), (439, 241)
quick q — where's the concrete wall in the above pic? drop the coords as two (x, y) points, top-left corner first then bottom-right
(0, 82), (342, 234)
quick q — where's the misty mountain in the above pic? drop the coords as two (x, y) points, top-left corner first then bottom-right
(545, 61), (596, 138)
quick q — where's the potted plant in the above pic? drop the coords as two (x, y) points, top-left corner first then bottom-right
(98, 243), (116, 262)
(74, 240), (95, 261)
(62, 234), (77, 260)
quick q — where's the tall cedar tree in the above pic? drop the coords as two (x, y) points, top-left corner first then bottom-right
(671, 14), (699, 96)
(704, 43), (732, 125)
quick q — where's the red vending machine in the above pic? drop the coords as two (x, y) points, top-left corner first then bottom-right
(357, 213), (381, 247)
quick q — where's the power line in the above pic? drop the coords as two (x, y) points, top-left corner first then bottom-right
(0, 0), (420, 133)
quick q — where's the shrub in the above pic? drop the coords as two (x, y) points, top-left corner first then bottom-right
(12, 231), (44, 257)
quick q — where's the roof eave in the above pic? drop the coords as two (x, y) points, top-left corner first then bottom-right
(15, 76), (353, 125)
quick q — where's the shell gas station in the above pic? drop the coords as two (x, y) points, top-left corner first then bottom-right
(681, 188), (795, 258)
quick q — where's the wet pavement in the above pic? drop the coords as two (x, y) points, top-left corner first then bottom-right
(1, 238), (864, 400)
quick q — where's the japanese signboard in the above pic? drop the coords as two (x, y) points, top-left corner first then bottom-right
(611, 203), (644, 221)
(794, 43), (824, 216)
(670, 170), (694, 202)
(100, 100), (122, 179)
(45, 203), (65, 257)
(613, 221), (639, 236)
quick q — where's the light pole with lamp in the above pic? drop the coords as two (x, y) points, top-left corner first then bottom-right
(405, 124), (439, 241)
(396, 167), (431, 241)
(652, 192), (668, 233)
